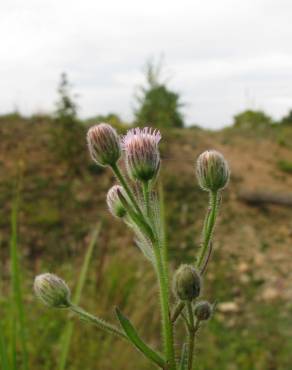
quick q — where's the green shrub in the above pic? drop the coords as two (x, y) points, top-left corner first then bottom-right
(277, 159), (292, 174)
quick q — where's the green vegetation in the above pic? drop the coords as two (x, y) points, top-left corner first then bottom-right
(1, 112), (292, 369)
(277, 159), (292, 174)
(134, 61), (184, 128)
(50, 73), (85, 172)
(280, 109), (292, 125)
(233, 109), (273, 129)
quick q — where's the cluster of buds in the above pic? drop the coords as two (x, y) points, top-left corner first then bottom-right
(34, 121), (231, 370)
(34, 273), (71, 308)
(87, 123), (161, 183)
(196, 150), (230, 192)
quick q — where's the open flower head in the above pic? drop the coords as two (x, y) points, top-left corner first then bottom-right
(196, 150), (230, 192)
(87, 123), (121, 166)
(34, 273), (71, 308)
(122, 127), (161, 182)
(106, 185), (127, 218)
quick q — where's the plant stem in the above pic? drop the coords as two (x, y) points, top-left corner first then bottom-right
(171, 301), (185, 324)
(142, 181), (151, 217)
(111, 163), (143, 217)
(153, 245), (176, 370)
(158, 181), (169, 285)
(186, 302), (195, 370)
(143, 183), (176, 370)
(197, 191), (219, 269)
(69, 304), (127, 340)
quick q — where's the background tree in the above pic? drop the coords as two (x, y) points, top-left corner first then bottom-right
(280, 110), (292, 125)
(134, 61), (184, 128)
(51, 72), (84, 174)
(233, 109), (273, 129)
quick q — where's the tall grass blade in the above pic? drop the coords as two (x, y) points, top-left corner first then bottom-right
(0, 321), (10, 370)
(58, 223), (101, 370)
(10, 179), (29, 370)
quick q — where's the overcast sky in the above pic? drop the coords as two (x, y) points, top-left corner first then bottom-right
(1, 0), (292, 128)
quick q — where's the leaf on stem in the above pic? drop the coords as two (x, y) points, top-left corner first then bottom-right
(115, 308), (166, 368)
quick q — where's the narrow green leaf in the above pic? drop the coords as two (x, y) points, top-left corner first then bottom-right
(0, 321), (10, 370)
(10, 181), (29, 370)
(58, 223), (101, 370)
(179, 343), (188, 370)
(115, 308), (165, 368)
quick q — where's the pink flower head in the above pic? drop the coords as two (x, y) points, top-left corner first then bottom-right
(87, 123), (121, 166)
(122, 127), (162, 181)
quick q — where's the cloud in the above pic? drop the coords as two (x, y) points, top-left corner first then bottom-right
(0, 0), (292, 127)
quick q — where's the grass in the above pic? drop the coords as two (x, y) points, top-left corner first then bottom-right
(1, 118), (292, 369)
(58, 223), (101, 370)
(9, 177), (29, 370)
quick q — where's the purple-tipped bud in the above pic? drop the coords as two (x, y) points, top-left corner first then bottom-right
(196, 150), (230, 192)
(34, 273), (71, 308)
(173, 265), (201, 301)
(122, 127), (161, 182)
(106, 185), (127, 218)
(194, 301), (212, 321)
(87, 123), (121, 166)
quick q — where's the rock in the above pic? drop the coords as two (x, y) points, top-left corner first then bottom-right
(238, 262), (249, 273)
(261, 287), (280, 301)
(218, 302), (239, 313)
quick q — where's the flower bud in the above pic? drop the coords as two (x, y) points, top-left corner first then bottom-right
(122, 127), (161, 182)
(194, 301), (212, 321)
(106, 185), (127, 218)
(34, 273), (71, 308)
(173, 265), (201, 301)
(196, 150), (230, 192)
(87, 123), (121, 166)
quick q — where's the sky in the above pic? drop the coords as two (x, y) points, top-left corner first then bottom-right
(1, 0), (292, 128)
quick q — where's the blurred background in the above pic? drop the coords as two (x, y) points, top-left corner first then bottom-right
(1, 1), (292, 369)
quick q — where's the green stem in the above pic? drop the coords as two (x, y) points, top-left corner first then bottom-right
(171, 301), (185, 324)
(69, 304), (127, 340)
(143, 183), (175, 370)
(158, 181), (169, 285)
(111, 163), (143, 217)
(142, 181), (151, 218)
(186, 303), (195, 370)
(153, 244), (176, 370)
(197, 191), (219, 269)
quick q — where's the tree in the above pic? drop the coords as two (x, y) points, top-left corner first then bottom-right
(51, 73), (84, 173)
(54, 72), (78, 123)
(134, 61), (184, 128)
(280, 110), (292, 125)
(233, 110), (273, 129)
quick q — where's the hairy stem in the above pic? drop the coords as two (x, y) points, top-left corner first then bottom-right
(197, 191), (219, 269)
(186, 302), (195, 370)
(111, 163), (143, 217)
(153, 245), (176, 370)
(69, 304), (127, 340)
(143, 184), (176, 370)
(171, 301), (185, 324)
(142, 181), (151, 218)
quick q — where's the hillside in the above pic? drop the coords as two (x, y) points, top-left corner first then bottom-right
(1, 117), (292, 369)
